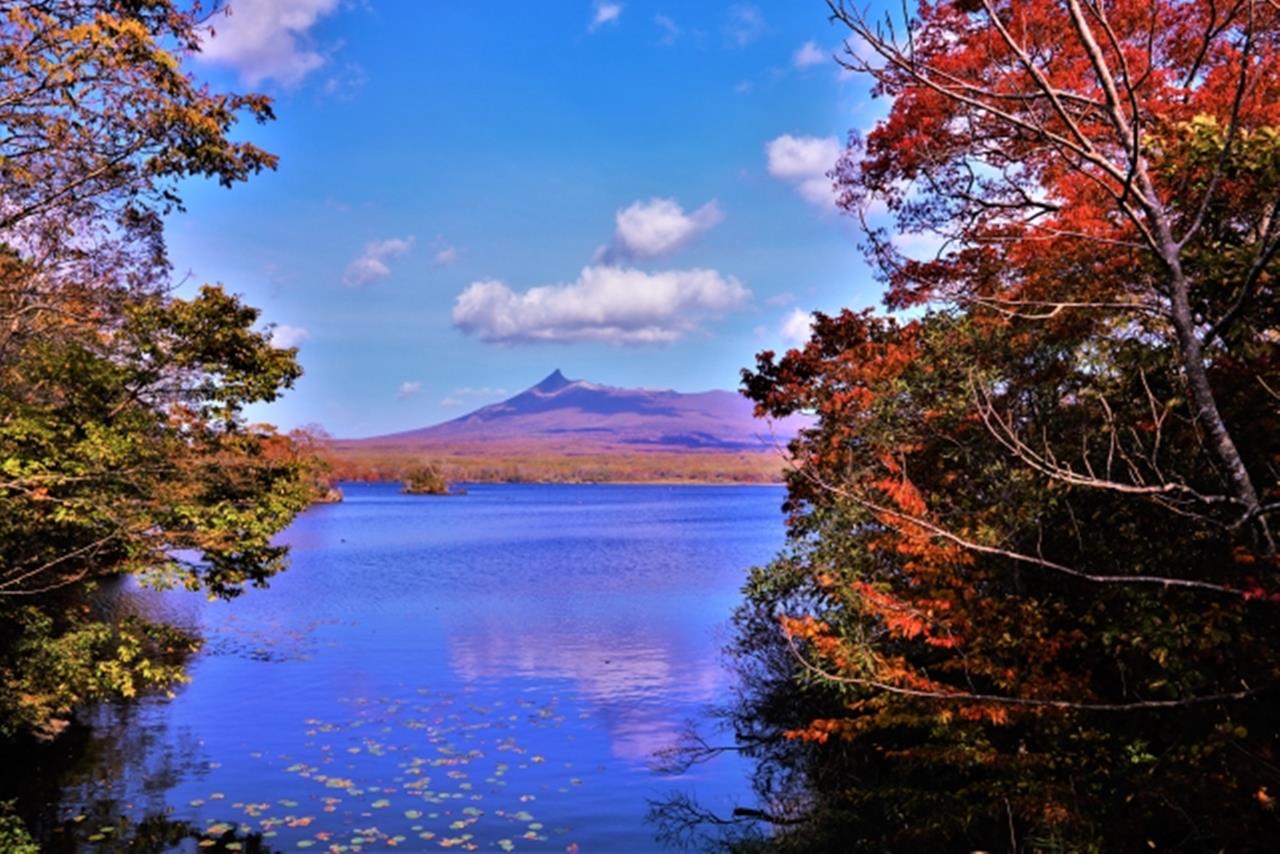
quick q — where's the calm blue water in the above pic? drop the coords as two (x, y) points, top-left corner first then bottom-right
(51, 483), (786, 851)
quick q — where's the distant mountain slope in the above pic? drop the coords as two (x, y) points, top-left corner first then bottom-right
(354, 370), (808, 451)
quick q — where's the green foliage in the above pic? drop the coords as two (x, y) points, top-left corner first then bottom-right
(0, 800), (38, 854)
(0, 1), (321, 741)
(0, 271), (319, 737)
(0, 607), (196, 739)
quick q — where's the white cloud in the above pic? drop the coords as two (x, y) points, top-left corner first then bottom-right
(197, 0), (340, 87)
(726, 4), (765, 47)
(766, 134), (841, 180)
(270, 324), (310, 348)
(597, 197), (723, 262)
(765, 134), (842, 210)
(654, 14), (680, 45)
(343, 236), (414, 287)
(589, 2), (623, 32)
(765, 291), (796, 307)
(433, 246), (459, 267)
(441, 387), (509, 408)
(452, 265), (750, 345)
(793, 40), (826, 68)
(397, 381), (422, 400)
(892, 230), (948, 260)
(781, 308), (814, 346)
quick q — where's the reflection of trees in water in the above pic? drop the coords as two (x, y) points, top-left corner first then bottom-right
(647, 573), (854, 852)
(1, 700), (273, 852)
(46, 813), (276, 853)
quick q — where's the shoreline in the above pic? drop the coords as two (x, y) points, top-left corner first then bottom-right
(333, 477), (788, 488)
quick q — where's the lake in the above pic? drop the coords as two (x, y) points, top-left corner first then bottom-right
(37, 482), (787, 851)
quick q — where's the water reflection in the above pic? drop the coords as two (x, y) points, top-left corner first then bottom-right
(448, 622), (727, 762)
(20, 483), (785, 850)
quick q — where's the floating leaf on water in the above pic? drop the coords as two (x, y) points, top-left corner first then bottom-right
(198, 841), (216, 849)
(296, 841), (314, 849)
(226, 844), (242, 852)
(371, 799), (391, 809)
(189, 799), (205, 807)
(497, 840), (515, 852)
(404, 810), (422, 819)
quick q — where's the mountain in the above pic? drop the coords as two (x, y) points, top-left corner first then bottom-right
(352, 370), (808, 452)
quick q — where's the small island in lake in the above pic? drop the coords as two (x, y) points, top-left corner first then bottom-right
(402, 464), (466, 496)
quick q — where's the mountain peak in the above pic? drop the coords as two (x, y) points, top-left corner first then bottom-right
(532, 369), (573, 393)
(359, 370), (813, 449)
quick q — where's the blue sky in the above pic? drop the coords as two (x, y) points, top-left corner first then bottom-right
(173, 1), (890, 437)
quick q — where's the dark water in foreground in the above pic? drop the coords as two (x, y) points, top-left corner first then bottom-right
(39, 483), (787, 851)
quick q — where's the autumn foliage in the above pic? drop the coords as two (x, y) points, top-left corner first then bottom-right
(717, 0), (1280, 849)
(0, 2), (318, 740)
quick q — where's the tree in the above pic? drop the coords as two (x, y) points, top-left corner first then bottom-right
(705, 0), (1280, 848)
(0, 1), (317, 740)
(403, 462), (464, 496)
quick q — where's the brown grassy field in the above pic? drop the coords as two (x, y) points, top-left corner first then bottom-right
(326, 438), (791, 484)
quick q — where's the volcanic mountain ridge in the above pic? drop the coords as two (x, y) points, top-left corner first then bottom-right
(351, 369), (807, 452)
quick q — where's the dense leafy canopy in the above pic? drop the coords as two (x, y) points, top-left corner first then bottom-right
(0, 1), (318, 740)
(681, 0), (1280, 849)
